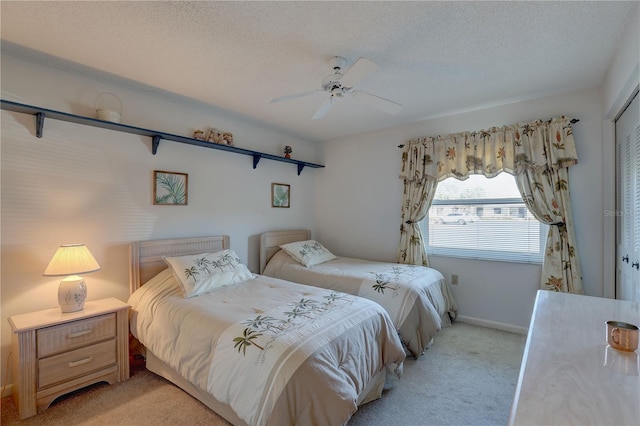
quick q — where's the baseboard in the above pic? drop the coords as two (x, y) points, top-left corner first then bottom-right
(456, 315), (528, 335)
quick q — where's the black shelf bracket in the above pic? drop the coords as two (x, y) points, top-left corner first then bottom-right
(1, 99), (325, 175)
(152, 135), (162, 155)
(35, 112), (45, 138)
(252, 154), (262, 169)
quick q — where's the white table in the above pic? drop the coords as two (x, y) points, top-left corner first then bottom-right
(509, 290), (640, 425)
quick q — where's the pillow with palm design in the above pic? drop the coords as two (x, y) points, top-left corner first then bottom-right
(279, 240), (337, 267)
(163, 249), (254, 298)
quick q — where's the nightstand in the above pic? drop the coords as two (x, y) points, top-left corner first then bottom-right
(8, 297), (130, 419)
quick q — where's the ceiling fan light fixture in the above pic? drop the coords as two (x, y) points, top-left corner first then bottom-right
(271, 55), (403, 119)
(330, 87), (345, 99)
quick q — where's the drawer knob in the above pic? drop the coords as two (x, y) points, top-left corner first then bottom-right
(68, 356), (93, 368)
(67, 329), (92, 339)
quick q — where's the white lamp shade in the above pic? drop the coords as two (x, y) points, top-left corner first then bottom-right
(43, 244), (101, 276)
(44, 244), (100, 313)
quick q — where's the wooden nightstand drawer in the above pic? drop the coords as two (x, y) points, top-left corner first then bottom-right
(37, 313), (115, 358)
(38, 339), (116, 389)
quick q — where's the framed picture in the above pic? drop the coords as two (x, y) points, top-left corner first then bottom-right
(153, 170), (188, 205)
(271, 183), (290, 208)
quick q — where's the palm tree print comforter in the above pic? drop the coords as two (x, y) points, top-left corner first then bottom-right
(128, 268), (405, 426)
(263, 250), (458, 357)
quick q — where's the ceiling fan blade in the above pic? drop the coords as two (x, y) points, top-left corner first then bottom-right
(351, 90), (402, 115)
(340, 57), (379, 88)
(312, 98), (333, 120)
(270, 89), (321, 104)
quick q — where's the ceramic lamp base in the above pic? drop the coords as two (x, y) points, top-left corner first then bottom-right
(58, 275), (87, 313)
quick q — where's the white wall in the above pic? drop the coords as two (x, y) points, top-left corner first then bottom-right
(603, 4), (639, 118)
(1, 53), (320, 391)
(317, 87), (605, 332)
(601, 5), (639, 299)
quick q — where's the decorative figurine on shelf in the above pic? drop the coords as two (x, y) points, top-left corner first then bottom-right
(284, 145), (292, 159)
(206, 128), (223, 144)
(223, 132), (234, 146)
(193, 130), (205, 140)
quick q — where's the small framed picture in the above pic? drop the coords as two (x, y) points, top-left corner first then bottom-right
(153, 170), (188, 205)
(271, 183), (290, 208)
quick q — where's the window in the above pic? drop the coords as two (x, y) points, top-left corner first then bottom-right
(421, 174), (547, 263)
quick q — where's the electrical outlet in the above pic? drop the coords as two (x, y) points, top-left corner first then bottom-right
(451, 274), (459, 285)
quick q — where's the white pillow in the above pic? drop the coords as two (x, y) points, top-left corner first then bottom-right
(163, 249), (254, 298)
(279, 240), (337, 267)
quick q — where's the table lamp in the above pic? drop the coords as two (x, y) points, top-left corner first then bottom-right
(43, 244), (101, 313)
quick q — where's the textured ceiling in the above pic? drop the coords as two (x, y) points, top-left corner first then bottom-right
(1, 1), (637, 142)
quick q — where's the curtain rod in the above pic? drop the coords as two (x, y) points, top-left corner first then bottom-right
(397, 118), (580, 148)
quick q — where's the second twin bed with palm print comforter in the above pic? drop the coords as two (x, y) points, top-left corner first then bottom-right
(263, 250), (458, 357)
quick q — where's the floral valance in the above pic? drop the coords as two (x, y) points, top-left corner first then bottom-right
(400, 116), (578, 182)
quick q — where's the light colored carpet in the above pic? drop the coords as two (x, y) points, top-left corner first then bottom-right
(350, 322), (527, 426)
(1, 322), (526, 426)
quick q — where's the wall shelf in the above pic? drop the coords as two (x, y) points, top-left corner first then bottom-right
(1, 99), (325, 175)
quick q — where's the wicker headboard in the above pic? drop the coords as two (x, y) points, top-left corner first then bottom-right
(129, 235), (230, 294)
(259, 229), (311, 274)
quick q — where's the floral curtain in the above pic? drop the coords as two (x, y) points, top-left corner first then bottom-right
(398, 116), (583, 293)
(516, 168), (582, 293)
(397, 175), (437, 266)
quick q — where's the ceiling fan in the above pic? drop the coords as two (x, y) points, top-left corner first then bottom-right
(270, 56), (403, 119)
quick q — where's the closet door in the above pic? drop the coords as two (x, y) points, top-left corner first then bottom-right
(615, 91), (639, 302)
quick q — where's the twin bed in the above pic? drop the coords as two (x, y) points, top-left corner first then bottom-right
(128, 232), (457, 425)
(260, 230), (458, 358)
(128, 235), (405, 426)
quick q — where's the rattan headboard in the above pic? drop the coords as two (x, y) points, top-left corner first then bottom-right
(259, 229), (311, 273)
(129, 235), (230, 294)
